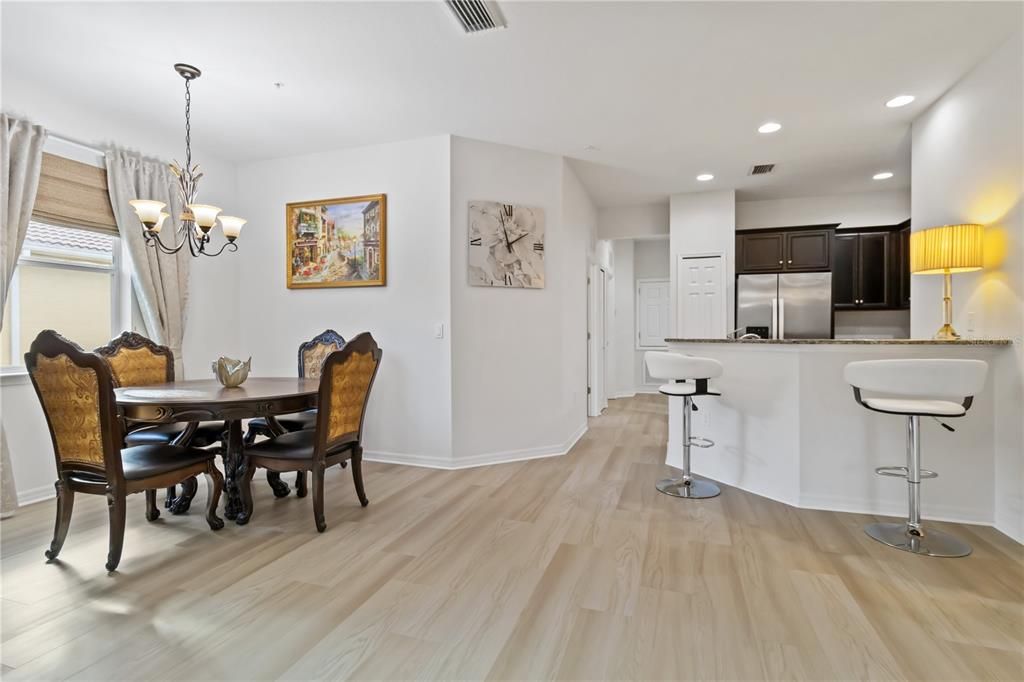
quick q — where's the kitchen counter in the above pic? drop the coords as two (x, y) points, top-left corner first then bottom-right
(660, 338), (1014, 529)
(665, 337), (1012, 345)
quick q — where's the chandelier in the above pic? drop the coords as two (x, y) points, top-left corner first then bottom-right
(128, 63), (244, 257)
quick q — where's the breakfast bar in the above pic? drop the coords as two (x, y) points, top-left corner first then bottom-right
(663, 338), (1014, 526)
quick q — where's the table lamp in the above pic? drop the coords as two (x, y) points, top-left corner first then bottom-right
(910, 223), (983, 339)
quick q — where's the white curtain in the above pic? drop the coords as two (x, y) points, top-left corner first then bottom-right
(105, 149), (190, 378)
(1, 114), (48, 517)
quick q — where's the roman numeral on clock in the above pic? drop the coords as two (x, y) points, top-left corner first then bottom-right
(533, 242), (544, 252)
(470, 237), (482, 246)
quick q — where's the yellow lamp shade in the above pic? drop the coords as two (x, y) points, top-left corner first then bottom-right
(910, 224), (984, 274)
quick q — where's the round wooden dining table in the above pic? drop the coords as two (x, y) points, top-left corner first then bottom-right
(115, 377), (320, 523)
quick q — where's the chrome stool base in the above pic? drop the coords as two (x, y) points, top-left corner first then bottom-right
(656, 477), (721, 499)
(864, 522), (972, 558)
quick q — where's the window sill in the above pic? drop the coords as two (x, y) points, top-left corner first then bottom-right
(0, 368), (30, 386)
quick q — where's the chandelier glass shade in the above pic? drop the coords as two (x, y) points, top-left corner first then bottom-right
(129, 63), (243, 257)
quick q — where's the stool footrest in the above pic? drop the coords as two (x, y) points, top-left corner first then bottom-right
(688, 436), (714, 449)
(874, 465), (938, 479)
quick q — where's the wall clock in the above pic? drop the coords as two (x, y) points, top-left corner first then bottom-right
(468, 201), (545, 288)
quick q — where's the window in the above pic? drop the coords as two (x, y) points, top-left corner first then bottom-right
(1, 221), (131, 370)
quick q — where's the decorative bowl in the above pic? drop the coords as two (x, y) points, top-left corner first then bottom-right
(212, 356), (251, 388)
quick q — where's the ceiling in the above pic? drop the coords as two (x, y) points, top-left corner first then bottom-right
(2, 1), (1019, 206)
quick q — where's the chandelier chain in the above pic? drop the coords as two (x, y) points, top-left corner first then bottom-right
(184, 78), (192, 171)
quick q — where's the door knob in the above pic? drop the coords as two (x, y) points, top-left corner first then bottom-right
(788, 260), (793, 264)
(778, 260), (783, 264)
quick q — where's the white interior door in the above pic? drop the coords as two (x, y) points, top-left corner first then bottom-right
(636, 279), (670, 349)
(588, 265), (609, 416)
(677, 255), (725, 338)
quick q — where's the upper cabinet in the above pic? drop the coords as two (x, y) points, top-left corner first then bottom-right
(736, 231), (785, 272)
(831, 221), (910, 310)
(736, 225), (835, 274)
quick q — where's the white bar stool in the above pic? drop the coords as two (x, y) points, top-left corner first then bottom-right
(844, 358), (988, 557)
(645, 351), (723, 499)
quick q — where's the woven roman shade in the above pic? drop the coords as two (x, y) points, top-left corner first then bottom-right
(32, 152), (118, 235)
(910, 224), (984, 275)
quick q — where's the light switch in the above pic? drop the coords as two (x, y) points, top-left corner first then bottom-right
(435, 323), (445, 339)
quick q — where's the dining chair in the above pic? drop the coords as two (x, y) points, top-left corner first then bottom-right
(26, 330), (224, 572)
(95, 331), (225, 515)
(237, 332), (381, 532)
(243, 328), (346, 498)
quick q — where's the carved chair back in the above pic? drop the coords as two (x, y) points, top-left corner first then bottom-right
(25, 330), (125, 482)
(95, 331), (174, 387)
(314, 332), (382, 458)
(298, 329), (346, 380)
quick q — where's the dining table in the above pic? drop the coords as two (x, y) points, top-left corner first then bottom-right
(114, 377), (320, 522)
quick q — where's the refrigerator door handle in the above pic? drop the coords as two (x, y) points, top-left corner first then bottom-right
(779, 298), (786, 339)
(770, 297), (778, 339)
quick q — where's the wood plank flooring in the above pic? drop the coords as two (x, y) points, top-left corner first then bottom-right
(2, 394), (1021, 680)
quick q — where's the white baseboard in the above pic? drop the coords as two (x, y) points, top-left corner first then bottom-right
(610, 391), (636, 400)
(15, 483), (55, 508)
(365, 422), (588, 471)
(798, 493), (994, 527)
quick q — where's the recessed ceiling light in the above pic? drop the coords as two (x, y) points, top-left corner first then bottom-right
(886, 95), (915, 108)
(758, 122), (782, 134)
(696, 173), (714, 182)
(873, 171), (894, 180)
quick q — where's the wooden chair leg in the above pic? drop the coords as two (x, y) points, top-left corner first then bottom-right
(351, 449), (369, 508)
(204, 464), (225, 530)
(45, 480), (74, 561)
(236, 458), (257, 526)
(145, 490), (160, 522)
(312, 464), (326, 533)
(105, 489), (127, 572)
(295, 471), (307, 498)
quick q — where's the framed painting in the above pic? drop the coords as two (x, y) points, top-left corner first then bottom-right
(286, 194), (386, 289)
(468, 200), (545, 288)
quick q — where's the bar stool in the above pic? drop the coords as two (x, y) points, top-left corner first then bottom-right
(645, 351), (723, 499)
(844, 358), (988, 557)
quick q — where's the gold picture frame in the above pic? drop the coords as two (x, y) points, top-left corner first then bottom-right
(286, 194), (387, 289)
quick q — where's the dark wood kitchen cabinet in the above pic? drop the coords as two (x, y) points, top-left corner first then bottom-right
(896, 224), (911, 308)
(833, 228), (903, 310)
(736, 224), (836, 274)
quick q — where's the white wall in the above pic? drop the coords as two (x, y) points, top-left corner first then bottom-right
(449, 137), (592, 463)
(669, 190), (736, 336)
(736, 190), (910, 230)
(910, 31), (1024, 542)
(597, 203), (669, 240)
(2, 78), (242, 504)
(235, 136), (454, 463)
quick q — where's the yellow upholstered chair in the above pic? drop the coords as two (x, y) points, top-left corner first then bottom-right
(237, 332), (381, 532)
(244, 329), (346, 498)
(95, 331), (225, 515)
(26, 330), (223, 571)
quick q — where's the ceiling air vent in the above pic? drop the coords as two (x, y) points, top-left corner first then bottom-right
(749, 163), (776, 176)
(446, 0), (507, 33)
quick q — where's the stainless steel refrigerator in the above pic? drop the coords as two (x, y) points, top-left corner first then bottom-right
(736, 273), (833, 339)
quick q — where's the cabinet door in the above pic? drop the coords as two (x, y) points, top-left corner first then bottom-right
(785, 230), (831, 271)
(858, 232), (890, 308)
(897, 226), (911, 308)
(737, 232), (784, 272)
(832, 233), (858, 308)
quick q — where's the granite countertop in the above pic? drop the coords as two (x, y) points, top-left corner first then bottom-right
(665, 338), (1013, 345)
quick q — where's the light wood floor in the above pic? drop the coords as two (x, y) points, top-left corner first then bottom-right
(2, 394), (1021, 680)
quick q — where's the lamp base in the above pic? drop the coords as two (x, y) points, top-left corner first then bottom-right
(933, 323), (961, 340)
